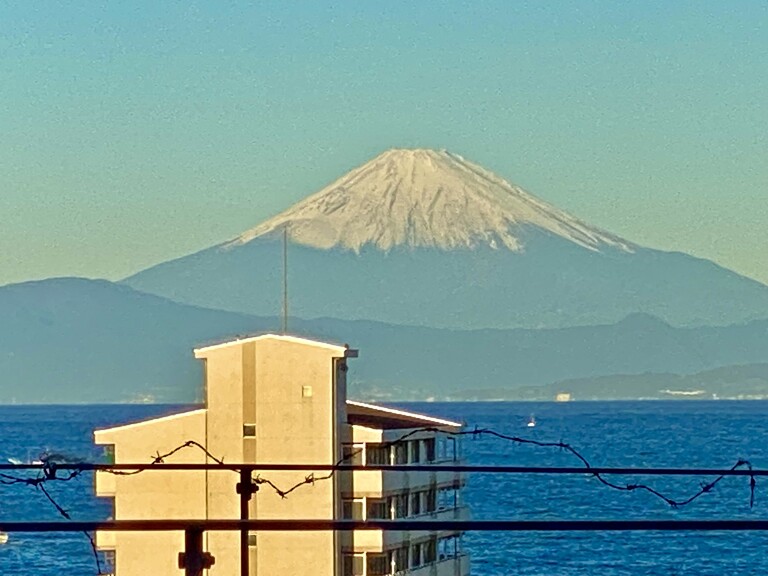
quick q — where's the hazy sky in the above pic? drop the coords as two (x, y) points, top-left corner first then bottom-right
(2, 1), (766, 286)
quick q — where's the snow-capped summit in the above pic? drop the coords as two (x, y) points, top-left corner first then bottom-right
(227, 148), (632, 253)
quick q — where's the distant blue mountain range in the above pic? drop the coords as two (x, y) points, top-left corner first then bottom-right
(125, 231), (768, 330)
(1, 278), (766, 403)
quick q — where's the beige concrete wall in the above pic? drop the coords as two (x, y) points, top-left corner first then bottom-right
(243, 338), (344, 576)
(193, 335), (349, 576)
(94, 409), (207, 575)
(199, 343), (245, 576)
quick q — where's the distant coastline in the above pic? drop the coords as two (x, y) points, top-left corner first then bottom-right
(5, 397), (768, 407)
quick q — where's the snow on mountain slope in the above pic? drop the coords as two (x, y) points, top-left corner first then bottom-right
(227, 149), (633, 253)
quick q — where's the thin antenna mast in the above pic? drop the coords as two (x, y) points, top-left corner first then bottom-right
(282, 226), (288, 334)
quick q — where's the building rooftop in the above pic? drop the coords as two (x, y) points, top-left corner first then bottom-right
(346, 400), (462, 430)
(193, 333), (358, 357)
(96, 401), (461, 438)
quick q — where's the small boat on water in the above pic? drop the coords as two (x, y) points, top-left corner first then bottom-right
(0, 532), (9, 544)
(7, 457), (43, 465)
(527, 415), (536, 428)
(7, 450), (44, 465)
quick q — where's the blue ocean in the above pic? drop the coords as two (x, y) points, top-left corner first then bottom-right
(1, 401), (767, 575)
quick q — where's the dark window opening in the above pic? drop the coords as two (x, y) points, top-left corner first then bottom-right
(410, 440), (421, 463)
(342, 444), (363, 466)
(367, 498), (388, 519)
(411, 492), (422, 516)
(389, 546), (409, 572)
(425, 488), (437, 513)
(342, 500), (364, 519)
(394, 443), (408, 465)
(424, 538), (437, 564)
(424, 438), (436, 462)
(343, 554), (364, 576)
(389, 494), (408, 518)
(411, 543), (422, 568)
(366, 444), (390, 466)
(367, 553), (389, 576)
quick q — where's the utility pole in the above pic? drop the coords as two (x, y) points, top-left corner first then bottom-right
(282, 226), (288, 334)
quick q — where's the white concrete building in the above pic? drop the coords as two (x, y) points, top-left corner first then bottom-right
(94, 334), (470, 576)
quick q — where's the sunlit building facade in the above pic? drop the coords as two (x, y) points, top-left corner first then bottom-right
(94, 334), (469, 576)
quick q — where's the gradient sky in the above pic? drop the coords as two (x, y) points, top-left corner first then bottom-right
(1, 1), (766, 286)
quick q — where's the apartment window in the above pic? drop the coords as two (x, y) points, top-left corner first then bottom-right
(367, 498), (389, 520)
(389, 546), (409, 572)
(366, 443), (390, 466)
(410, 492), (422, 516)
(437, 436), (457, 461)
(367, 553), (389, 576)
(438, 536), (458, 560)
(438, 488), (457, 510)
(247, 532), (258, 547)
(424, 438), (436, 462)
(243, 424), (256, 437)
(410, 543), (422, 568)
(343, 554), (364, 576)
(389, 494), (408, 518)
(448, 437), (458, 461)
(104, 550), (116, 572)
(394, 443), (407, 465)
(342, 499), (364, 520)
(342, 444), (363, 466)
(103, 445), (115, 464)
(410, 440), (421, 463)
(425, 488), (437, 513)
(424, 538), (437, 564)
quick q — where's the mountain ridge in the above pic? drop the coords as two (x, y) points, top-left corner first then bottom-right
(449, 363), (768, 402)
(2, 278), (767, 403)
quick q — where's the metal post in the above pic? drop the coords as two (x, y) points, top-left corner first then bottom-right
(282, 226), (288, 334)
(236, 468), (259, 576)
(178, 526), (214, 576)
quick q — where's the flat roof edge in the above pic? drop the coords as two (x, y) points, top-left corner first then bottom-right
(194, 333), (353, 356)
(346, 400), (462, 427)
(94, 408), (206, 438)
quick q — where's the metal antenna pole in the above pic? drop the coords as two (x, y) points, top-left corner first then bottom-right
(282, 226), (288, 334)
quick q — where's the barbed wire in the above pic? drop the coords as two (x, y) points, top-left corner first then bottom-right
(455, 426), (756, 509)
(0, 426), (759, 575)
(106, 440), (225, 476)
(1, 460), (104, 574)
(237, 426), (757, 508)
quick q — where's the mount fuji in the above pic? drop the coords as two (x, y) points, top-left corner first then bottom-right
(124, 149), (768, 329)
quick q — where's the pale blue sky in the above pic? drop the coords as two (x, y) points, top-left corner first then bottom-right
(1, 1), (766, 285)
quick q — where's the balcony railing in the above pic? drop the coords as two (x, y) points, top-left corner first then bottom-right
(407, 553), (470, 576)
(2, 461), (768, 576)
(351, 505), (470, 550)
